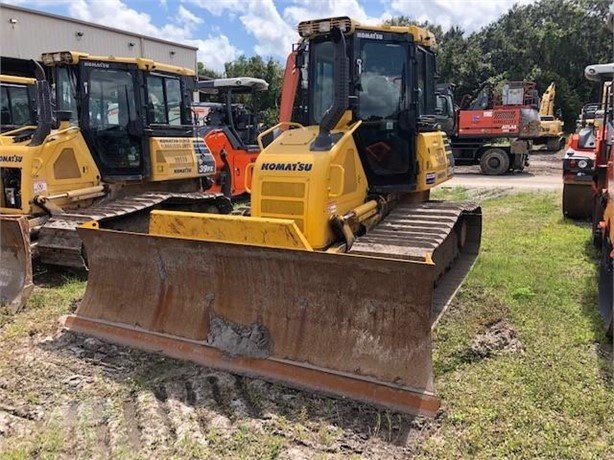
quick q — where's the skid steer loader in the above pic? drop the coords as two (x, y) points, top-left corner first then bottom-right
(194, 77), (268, 198)
(63, 18), (482, 417)
(0, 53), (231, 312)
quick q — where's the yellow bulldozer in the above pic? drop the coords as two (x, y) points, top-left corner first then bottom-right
(62, 17), (482, 417)
(0, 53), (231, 312)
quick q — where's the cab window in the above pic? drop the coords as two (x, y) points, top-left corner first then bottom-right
(147, 75), (183, 125)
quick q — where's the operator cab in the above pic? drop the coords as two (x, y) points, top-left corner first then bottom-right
(293, 18), (438, 193)
(195, 77), (268, 152)
(0, 76), (37, 133)
(45, 51), (196, 181)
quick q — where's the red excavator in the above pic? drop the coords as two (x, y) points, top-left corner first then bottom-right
(195, 77), (268, 198)
(437, 81), (541, 175)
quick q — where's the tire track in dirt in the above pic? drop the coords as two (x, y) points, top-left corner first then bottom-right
(163, 379), (207, 448)
(2, 328), (433, 458)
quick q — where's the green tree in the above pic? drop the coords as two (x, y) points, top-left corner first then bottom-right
(197, 62), (221, 79)
(474, 0), (612, 126)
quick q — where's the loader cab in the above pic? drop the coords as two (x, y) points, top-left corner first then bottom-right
(45, 52), (195, 181)
(295, 19), (438, 193)
(0, 75), (37, 132)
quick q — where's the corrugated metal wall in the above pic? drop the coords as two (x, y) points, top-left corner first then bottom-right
(1, 4), (197, 71)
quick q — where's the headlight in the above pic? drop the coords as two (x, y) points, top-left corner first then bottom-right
(578, 159), (588, 169)
(297, 17), (353, 38)
(41, 51), (74, 65)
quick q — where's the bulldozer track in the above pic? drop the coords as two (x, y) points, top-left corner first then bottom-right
(349, 201), (481, 325)
(36, 192), (230, 269)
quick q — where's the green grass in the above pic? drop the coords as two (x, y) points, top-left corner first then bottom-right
(416, 191), (613, 459)
(0, 270), (85, 338)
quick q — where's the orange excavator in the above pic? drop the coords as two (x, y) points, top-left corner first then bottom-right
(194, 77), (268, 198)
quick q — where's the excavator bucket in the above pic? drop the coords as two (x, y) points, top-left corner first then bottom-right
(0, 216), (33, 312)
(63, 207), (481, 417)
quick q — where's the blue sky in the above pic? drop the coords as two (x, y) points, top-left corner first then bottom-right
(4, 0), (535, 72)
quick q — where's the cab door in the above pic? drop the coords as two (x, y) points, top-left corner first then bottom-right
(80, 62), (146, 180)
(352, 35), (416, 192)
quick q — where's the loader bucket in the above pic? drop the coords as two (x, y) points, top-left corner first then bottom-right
(0, 216), (33, 312)
(64, 220), (441, 416)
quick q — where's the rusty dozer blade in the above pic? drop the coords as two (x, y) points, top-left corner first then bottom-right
(0, 216), (34, 312)
(64, 219), (443, 417)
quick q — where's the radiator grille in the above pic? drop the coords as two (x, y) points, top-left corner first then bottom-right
(261, 181), (305, 198)
(261, 199), (304, 216)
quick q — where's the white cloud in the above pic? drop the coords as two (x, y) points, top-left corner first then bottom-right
(240, 0), (296, 57)
(283, 0), (381, 26)
(68, 0), (160, 36)
(385, 0), (537, 32)
(177, 5), (203, 26)
(57, 0), (239, 72)
(186, 0), (295, 58)
(3, 0), (540, 70)
(186, 0), (242, 16)
(192, 36), (240, 73)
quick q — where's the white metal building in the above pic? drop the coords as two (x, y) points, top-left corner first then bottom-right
(0, 3), (198, 73)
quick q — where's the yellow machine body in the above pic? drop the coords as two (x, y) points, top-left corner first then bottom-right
(0, 125), (213, 215)
(1, 74), (37, 134)
(0, 126), (101, 214)
(252, 124), (451, 249)
(0, 75), (36, 86)
(536, 82), (565, 150)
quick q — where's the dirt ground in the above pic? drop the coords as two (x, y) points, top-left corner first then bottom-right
(454, 148), (564, 177)
(525, 148), (564, 176)
(0, 275), (438, 459)
(447, 149), (564, 192)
